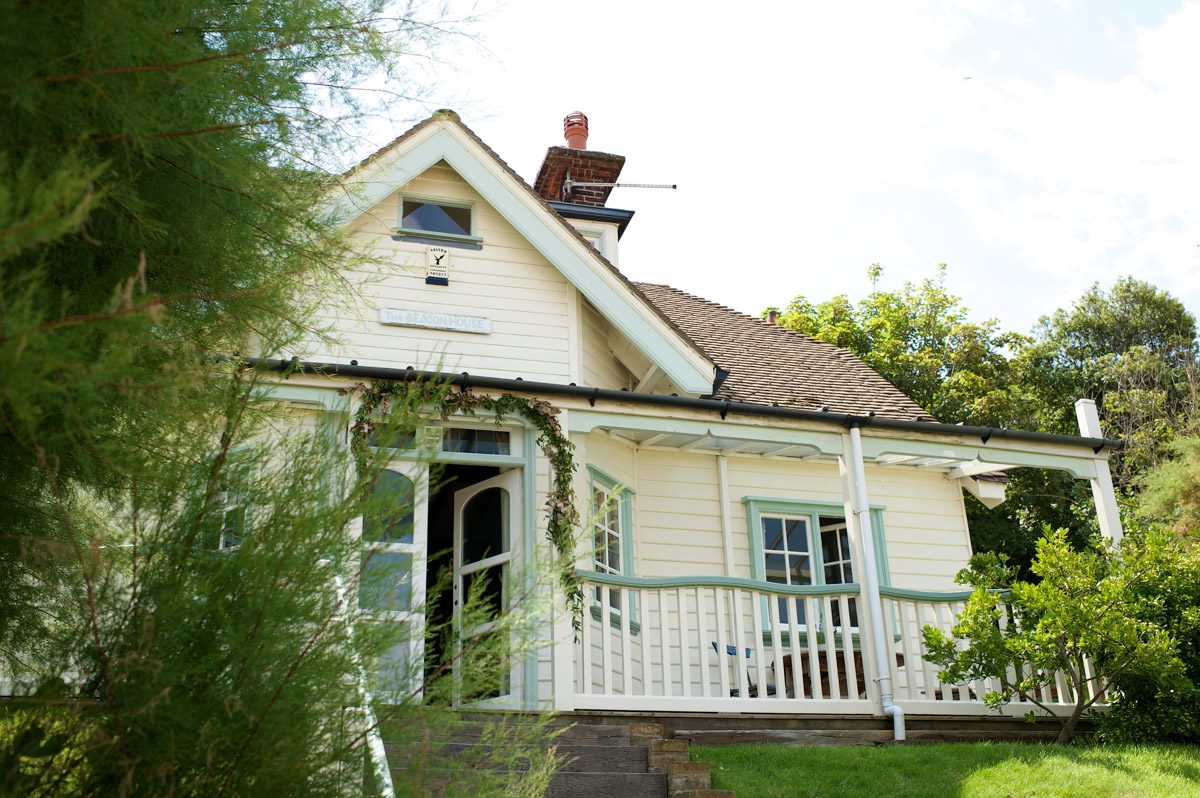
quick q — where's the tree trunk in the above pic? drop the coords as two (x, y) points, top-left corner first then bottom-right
(1056, 700), (1086, 743)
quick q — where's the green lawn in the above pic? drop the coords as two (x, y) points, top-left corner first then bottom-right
(692, 742), (1200, 798)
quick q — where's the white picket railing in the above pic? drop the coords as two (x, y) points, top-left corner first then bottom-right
(574, 573), (872, 713)
(573, 573), (1105, 718)
(878, 587), (1104, 717)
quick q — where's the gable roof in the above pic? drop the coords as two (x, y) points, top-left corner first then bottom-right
(327, 112), (716, 395)
(634, 283), (933, 422)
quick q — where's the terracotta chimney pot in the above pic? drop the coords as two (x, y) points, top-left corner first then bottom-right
(768, 310), (780, 325)
(564, 112), (589, 149)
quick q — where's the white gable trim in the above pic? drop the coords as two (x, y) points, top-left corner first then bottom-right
(328, 120), (716, 395)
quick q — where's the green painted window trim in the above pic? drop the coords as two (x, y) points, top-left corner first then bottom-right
(576, 570), (860, 597)
(762, 630), (861, 649)
(586, 464), (638, 626)
(589, 604), (642, 635)
(742, 497), (890, 587)
(743, 497), (891, 635)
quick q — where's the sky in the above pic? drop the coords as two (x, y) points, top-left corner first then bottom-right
(353, 0), (1200, 335)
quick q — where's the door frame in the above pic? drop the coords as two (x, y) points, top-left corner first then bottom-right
(367, 417), (539, 708)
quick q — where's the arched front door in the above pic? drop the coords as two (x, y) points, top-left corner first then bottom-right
(452, 468), (522, 703)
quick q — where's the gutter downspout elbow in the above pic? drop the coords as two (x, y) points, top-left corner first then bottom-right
(848, 425), (907, 743)
(883, 697), (905, 741)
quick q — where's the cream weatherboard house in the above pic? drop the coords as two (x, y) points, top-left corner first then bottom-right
(259, 111), (1124, 737)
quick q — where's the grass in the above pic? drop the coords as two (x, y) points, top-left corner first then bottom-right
(692, 742), (1200, 798)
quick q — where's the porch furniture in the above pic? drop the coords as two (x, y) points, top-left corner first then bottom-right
(711, 642), (777, 697)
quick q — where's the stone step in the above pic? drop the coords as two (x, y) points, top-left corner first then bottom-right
(667, 761), (712, 794)
(546, 771), (668, 798)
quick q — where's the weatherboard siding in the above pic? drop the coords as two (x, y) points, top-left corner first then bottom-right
(308, 162), (572, 381)
(575, 441), (974, 590)
(580, 298), (634, 390)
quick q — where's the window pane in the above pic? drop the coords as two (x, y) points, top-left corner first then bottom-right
(764, 552), (787, 582)
(789, 554), (813, 585)
(364, 470), (415, 544)
(779, 596), (808, 626)
(830, 597), (859, 628)
(785, 519), (809, 553)
(607, 534), (621, 570)
(402, 200), (471, 236)
(443, 427), (510, 455)
(462, 487), (507, 564)
(462, 564), (504, 621)
(762, 517), (785, 551)
(359, 551), (412, 612)
(822, 532), (837, 563)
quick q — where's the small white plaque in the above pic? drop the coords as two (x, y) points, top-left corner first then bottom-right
(379, 307), (491, 335)
(426, 246), (450, 283)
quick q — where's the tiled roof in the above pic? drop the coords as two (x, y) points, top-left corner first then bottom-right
(633, 283), (933, 422)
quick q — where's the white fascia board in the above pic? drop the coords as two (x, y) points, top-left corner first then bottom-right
(959, 476), (1007, 509)
(947, 461), (1016, 480)
(859, 435), (1098, 479)
(325, 121), (716, 395)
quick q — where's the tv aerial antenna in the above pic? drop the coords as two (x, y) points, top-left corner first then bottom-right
(562, 171), (677, 193)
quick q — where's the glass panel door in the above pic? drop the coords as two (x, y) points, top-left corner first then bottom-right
(359, 462), (428, 697)
(452, 468), (522, 702)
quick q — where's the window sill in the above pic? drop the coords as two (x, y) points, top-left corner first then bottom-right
(762, 629), (863, 648)
(589, 604), (641, 635)
(390, 228), (484, 249)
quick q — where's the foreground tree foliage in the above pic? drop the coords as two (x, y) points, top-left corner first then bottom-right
(922, 529), (1188, 744)
(0, 1), (563, 795)
(1096, 436), (1200, 746)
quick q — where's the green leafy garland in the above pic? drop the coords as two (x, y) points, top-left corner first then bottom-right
(348, 379), (583, 625)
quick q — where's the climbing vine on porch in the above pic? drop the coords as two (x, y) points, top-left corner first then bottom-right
(346, 379), (584, 625)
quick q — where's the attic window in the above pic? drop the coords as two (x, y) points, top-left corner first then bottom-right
(398, 198), (476, 240)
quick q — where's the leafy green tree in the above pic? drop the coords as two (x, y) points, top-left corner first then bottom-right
(773, 263), (1029, 426)
(771, 270), (1200, 575)
(923, 529), (1187, 744)
(1021, 278), (1198, 486)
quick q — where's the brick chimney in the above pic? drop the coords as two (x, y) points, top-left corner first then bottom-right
(533, 112), (626, 207)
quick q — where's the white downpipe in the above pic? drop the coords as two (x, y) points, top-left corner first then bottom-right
(848, 427), (906, 742)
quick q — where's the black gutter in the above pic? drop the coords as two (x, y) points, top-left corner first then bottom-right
(241, 357), (1123, 453)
